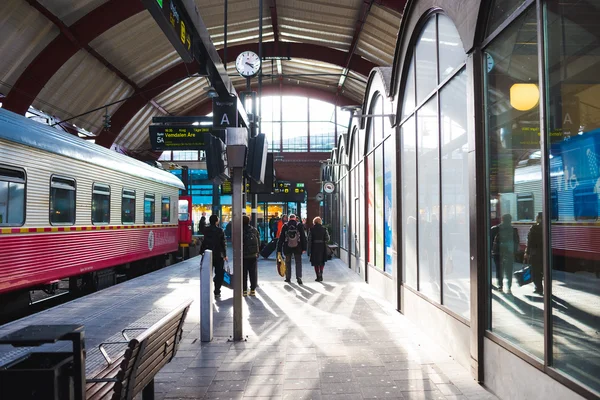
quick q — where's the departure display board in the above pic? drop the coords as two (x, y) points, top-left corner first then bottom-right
(274, 181), (305, 194)
(149, 125), (209, 151)
(142, 0), (194, 62)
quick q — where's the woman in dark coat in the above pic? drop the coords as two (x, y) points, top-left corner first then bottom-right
(308, 216), (330, 281)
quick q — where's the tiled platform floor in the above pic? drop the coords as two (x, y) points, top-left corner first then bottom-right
(0, 253), (500, 400)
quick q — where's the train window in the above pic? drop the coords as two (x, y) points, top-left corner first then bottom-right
(92, 184), (110, 224)
(161, 196), (170, 223)
(517, 193), (534, 221)
(50, 176), (76, 225)
(122, 189), (136, 224)
(0, 166), (26, 226)
(144, 193), (155, 223)
(574, 184), (597, 221)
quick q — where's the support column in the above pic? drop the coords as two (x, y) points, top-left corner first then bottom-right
(212, 183), (221, 218)
(232, 167), (244, 341)
(201, 250), (213, 342)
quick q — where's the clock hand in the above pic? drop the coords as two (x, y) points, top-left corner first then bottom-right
(245, 62), (254, 67)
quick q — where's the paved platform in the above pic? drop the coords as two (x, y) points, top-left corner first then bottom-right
(0, 253), (499, 400)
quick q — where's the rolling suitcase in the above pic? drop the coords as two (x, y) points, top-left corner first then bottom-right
(260, 239), (278, 259)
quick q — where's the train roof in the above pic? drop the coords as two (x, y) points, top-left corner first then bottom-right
(0, 108), (185, 189)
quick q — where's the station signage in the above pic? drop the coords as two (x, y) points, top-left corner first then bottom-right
(274, 181), (305, 194)
(142, 0), (194, 62)
(149, 125), (210, 151)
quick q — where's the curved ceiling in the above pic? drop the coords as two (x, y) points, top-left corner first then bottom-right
(0, 0), (403, 153)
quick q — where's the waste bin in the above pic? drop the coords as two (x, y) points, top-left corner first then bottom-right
(0, 352), (74, 400)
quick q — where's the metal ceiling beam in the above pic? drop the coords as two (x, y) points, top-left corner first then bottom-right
(94, 62), (197, 148)
(218, 42), (378, 77)
(184, 83), (358, 116)
(268, 0), (280, 42)
(374, 0), (406, 14)
(337, 0), (375, 95)
(3, 0), (145, 115)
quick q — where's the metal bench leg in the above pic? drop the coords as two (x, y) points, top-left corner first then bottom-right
(142, 378), (155, 400)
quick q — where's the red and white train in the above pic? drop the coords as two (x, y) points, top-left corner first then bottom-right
(0, 108), (185, 313)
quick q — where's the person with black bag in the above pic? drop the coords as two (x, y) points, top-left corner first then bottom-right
(277, 214), (307, 285)
(200, 215), (228, 298)
(308, 216), (330, 282)
(242, 215), (260, 296)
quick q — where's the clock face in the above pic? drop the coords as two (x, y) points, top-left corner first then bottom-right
(323, 182), (335, 194)
(486, 53), (494, 73)
(235, 51), (261, 77)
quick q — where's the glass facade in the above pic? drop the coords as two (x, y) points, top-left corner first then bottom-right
(484, 1), (600, 394)
(399, 14), (470, 314)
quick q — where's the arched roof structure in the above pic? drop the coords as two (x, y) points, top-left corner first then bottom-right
(0, 0), (405, 153)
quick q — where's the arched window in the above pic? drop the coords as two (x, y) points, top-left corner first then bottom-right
(399, 13), (469, 317)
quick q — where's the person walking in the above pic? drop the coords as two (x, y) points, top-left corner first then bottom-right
(276, 214), (288, 239)
(242, 215), (260, 296)
(200, 215), (228, 298)
(269, 212), (280, 240)
(277, 214), (307, 284)
(525, 212), (544, 295)
(308, 216), (330, 282)
(198, 212), (207, 235)
(493, 214), (520, 294)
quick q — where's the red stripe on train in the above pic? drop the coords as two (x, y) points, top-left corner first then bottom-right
(0, 227), (178, 294)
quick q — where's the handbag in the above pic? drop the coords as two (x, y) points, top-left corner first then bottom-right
(276, 252), (286, 277)
(325, 245), (334, 260)
(513, 265), (532, 286)
(222, 261), (234, 289)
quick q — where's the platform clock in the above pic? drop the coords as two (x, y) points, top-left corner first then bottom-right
(323, 181), (335, 194)
(235, 51), (261, 78)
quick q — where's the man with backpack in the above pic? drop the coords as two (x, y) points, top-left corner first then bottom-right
(492, 214), (521, 294)
(277, 214), (307, 284)
(200, 215), (228, 298)
(269, 212), (280, 240)
(242, 215), (260, 296)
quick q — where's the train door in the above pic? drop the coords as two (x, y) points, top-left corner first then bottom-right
(178, 196), (192, 245)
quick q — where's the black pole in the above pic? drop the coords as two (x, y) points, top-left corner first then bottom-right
(224, 0), (228, 67)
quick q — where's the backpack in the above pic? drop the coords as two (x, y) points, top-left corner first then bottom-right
(285, 223), (300, 248)
(243, 226), (259, 257)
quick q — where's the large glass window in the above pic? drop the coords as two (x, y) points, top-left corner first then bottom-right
(122, 189), (136, 224)
(0, 166), (25, 226)
(402, 117), (418, 288)
(545, 0), (600, 392)
(50, 176), (76, 225)
(441, 69), (470, 317)
(400, 14), (468, 311)
(92, 183), (110, 224)
(417, 96), (440, 301)
(485, 5), (544, 360)
(144, 193), (155, 223)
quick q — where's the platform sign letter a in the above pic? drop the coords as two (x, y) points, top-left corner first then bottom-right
(220, 113), (230, 126)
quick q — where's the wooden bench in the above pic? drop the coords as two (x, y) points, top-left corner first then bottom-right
(85, 298), (193, 400)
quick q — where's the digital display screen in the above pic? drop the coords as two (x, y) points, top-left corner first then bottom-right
(149, 125), (209, 151)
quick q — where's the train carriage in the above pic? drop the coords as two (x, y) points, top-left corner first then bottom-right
(0, 108), (184, 307)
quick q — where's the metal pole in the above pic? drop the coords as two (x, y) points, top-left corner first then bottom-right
(201, 250), (213, 342)
(232, 167), (244, 340)
(223, 0), (228, 67)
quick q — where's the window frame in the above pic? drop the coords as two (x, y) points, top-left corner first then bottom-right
(161, 195), (171, 224)
(0, 165), (27, 227)
(91, 183), (111, 225)
(121, 188), (136, 225)
(144, 192), (156, 224)
(49, 175), (76, 226)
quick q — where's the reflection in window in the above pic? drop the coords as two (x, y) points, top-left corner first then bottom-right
(485, 6), (544, 360)
(486, 0), (527, 36)
(144, 193), (155, 223)
(50, 176), (76, 225)
(122, 189), (136, 224)
(415, 17), (437, 104)
(92, 183), (110, 224)
(546, 0), (600, 391)
(0, 166), (25, 226)
(161, 196), (171, 223)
